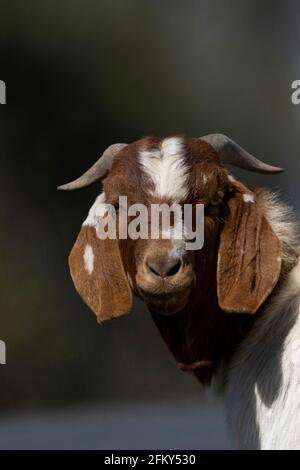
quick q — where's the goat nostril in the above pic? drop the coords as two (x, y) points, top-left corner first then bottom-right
(167, 260), (181, 276)
(148, 264), (162, 277)
(146, 257), (182, 278)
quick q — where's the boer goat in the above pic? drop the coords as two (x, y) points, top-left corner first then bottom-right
(59, 134), (300, 449)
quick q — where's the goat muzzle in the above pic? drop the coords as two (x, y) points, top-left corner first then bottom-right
(135, 247), (195, 315)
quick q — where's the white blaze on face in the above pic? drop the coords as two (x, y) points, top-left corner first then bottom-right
(139, 137), (188, 201)
(138, 137), (205, 253)
(83, 244), (94, 274)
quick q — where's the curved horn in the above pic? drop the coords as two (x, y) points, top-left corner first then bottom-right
(201, 134), (283, 174)
(57, 143), (127, 190)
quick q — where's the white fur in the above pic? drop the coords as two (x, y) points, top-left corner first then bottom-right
(259, 190), (298, 258)
(83, 192), (107, 227)
(83, 244), (94, 274)
(139, 137), (188, 201)
(226, 262), (300, 449)
(243, 194), (254, 203)
(161, 226), (186, 260)
(224, 190), (300, 449)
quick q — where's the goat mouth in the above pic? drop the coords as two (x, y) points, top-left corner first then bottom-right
(140, 288), (191, 315)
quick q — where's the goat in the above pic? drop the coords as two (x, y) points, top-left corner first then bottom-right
(59, 134), (300, 449)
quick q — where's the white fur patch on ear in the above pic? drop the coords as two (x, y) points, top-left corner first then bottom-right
(243, 194), (255, 203)
(139, 137), (188, 201)
(83, 244), (94, 274)
(83, 192), (107, 227)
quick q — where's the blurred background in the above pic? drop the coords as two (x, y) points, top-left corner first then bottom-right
(0, 0), (300, 449)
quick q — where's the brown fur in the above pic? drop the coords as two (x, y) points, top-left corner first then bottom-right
(69, 224), (132, 321)
(218, 187), (281, 314)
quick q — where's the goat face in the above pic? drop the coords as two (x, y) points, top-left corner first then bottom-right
(59, 134), (283, 379)
(108, 137), (229, 315)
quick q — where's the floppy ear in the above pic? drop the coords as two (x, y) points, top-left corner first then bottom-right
(68, 194), (132, 322)
(217, 183), (281, 314)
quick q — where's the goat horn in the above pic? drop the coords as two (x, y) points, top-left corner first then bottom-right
(201, 134), (283, 174)
(57, 143), (127, 190)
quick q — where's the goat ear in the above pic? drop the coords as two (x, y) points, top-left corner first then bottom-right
(68, 196), (132, 322)
(217, 184), (281, 314)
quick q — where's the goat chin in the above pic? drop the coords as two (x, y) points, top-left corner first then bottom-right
(142, 289), (192, 315)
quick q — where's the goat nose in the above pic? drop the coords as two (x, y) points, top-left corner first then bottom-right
(146, 255), (182, 278)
